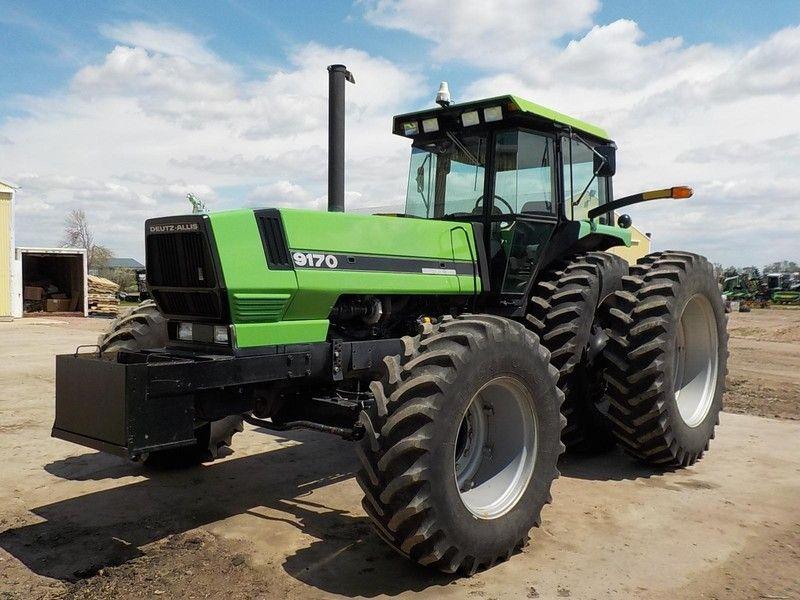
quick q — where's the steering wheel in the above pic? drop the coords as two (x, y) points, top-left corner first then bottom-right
(473, 194), (515, 229)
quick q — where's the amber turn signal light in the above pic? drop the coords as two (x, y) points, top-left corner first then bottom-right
(670, 186), (693, 199)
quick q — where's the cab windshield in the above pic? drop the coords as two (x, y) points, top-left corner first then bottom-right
(404, 133), (487, 218)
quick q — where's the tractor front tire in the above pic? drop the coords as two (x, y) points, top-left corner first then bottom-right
(526, 251), (628, 452)
(356, 315), (564, 574)
(99, 300), (243, 466)
(601, 252), (728, 467)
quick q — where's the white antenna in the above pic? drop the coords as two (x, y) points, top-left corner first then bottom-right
(436, 82), (451, 107)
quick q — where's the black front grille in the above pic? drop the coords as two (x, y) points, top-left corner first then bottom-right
(153, 290), (220, 318)
(145, 216), (225, 322)
(146, 231), (215, 288)
(255, 209), (292, 270)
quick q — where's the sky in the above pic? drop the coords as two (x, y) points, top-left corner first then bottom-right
(1, 0), (799, 267)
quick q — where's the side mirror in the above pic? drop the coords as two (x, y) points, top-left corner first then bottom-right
(593, 143), (616, 177)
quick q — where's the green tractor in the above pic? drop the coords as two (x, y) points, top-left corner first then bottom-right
(53, 65), (728, 574)
(767, 272), (800, 305)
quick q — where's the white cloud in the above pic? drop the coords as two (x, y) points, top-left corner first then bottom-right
(73, 45), (234, 101)
(158, 182), (216, 202)
(116, 171), (169, 185)
(99, 21), (224, 66)
(15, 173), (107, 192)
(75, 182), (156, 207)
(362, 3), (800, 265)
(676, 134), (800, 164)
(363, 0), (599, 66)
(14, 198), (54, 216)
(4, 15), (798, 267)
(0, 23), (423, 258)
(710, 25), (800, 100)
(457, 24), (800, 266)
(170, 146), (328, 178)
(246, 180), (318, 208)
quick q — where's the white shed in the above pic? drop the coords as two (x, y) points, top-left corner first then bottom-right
(12, 247), (89, 317)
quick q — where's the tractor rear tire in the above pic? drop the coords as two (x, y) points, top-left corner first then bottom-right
(601, 252), (728, 467)
(99, 300), (243, 466)
(526, 251), (628, 452)
(356, 315), (565, 574)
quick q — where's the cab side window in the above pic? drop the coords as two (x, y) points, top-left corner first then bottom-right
(561, 136), (608, 221)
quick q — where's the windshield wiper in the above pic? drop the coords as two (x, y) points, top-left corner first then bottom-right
(417, 153), (432, 215)
(446, 132), (482, 167)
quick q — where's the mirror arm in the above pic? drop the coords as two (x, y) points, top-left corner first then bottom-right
(419, 191), (430, 215)
(587, 188), (689, 220)
(588, 186), (692, 220)
(587, 193), (648, 220)
(571, 131), (610, 171)
(572, 173), (597, 207)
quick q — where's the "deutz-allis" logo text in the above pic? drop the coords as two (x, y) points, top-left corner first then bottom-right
(148, 223), (199, 233)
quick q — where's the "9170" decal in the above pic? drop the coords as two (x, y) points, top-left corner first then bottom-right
(292, 252), (339, 269)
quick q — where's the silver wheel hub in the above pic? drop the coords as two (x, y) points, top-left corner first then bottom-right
(454, 376), (538, 519)
(674, 294), (719, 427)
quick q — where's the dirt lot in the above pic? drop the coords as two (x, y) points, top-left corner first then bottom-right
(725, 308), (800, 420)
(1, 310), (798, 599)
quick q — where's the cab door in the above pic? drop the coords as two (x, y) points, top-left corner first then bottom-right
(488, 129), (558, 295)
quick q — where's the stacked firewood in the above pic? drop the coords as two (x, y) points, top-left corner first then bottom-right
(88, 275), (120, 315)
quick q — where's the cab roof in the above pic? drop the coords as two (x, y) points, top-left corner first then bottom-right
(392, 94), (611, 142)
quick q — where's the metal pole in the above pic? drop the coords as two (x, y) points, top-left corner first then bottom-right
(327, 64), (354, 212)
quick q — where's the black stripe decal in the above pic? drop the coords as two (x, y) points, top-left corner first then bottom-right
(289, 250), (475, 276)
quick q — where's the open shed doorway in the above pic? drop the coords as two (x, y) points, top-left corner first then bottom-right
(18, 248), (88, 316)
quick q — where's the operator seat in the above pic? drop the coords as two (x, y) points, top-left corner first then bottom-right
(520, 201), (552, 214)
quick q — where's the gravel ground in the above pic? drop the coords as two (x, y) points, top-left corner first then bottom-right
(0, 309), (798, 599)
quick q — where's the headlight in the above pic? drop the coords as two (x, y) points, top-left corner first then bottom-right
(483, 106), (503, 122)
(461, 110), (479, 127)
(214, 325), (229, 344)
(177, 322), (193, 341)
(422, 117), (439, 133)
(402, 121), (419, 136)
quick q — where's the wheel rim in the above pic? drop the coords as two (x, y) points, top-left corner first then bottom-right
(454, 376), (538, 519)
(674, 294), (719, 427)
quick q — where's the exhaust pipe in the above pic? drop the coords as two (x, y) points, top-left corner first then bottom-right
(327, 64), (355, 212)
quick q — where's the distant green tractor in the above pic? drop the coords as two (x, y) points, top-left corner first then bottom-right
(767, 272), (800, 305)
(53, 66), (727, 574)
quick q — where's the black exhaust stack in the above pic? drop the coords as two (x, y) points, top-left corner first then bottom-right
(327, 64), (355, 212)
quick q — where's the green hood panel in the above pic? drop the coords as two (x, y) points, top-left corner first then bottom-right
(279, 209), (478, 259)
(207, 209), (480, 348)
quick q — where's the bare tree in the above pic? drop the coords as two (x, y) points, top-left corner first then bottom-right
(91, 245), (113, 271)
(764, 260), (799, 274)
(62, 209), (93, 248)
(62, 209), (113, 270)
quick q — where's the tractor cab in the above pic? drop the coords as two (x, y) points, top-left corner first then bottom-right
(393, 95), (619, 301)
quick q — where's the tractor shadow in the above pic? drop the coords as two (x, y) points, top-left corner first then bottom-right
(7, 432), (664, 597)
(558, 446), (671, 481)
(4, 430), (453, 597)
